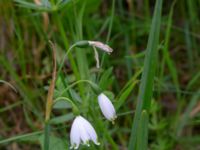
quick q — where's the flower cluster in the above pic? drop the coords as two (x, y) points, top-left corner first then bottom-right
(70, 93), (116, 149)
(67, 41), (116, 149)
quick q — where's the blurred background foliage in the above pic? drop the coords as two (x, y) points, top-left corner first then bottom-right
(0, 0), (200, 149)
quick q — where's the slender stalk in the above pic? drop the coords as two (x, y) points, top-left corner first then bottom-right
(44, 42), (57, 150)
(100, 0), (115, 69)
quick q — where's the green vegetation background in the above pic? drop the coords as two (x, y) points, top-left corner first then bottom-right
(0, 0), (200, 149)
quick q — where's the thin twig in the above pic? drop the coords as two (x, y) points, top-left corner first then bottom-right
(45, 41), (57, 122)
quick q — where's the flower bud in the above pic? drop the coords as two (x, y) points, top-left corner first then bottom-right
(98, 93), (117, 123)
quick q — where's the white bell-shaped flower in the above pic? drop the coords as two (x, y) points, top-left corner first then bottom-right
(70, 116), (100, 149)
(98, 93), (117, 123)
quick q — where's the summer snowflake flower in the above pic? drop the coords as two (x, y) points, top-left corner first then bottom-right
(70, 116), (100, 149)
(98, 93), (117, 123)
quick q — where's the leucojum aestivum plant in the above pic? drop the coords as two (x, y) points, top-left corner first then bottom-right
(44, 41), (117, 149)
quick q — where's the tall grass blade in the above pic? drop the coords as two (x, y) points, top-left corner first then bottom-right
(161, 0), (179, 99)
(128, 0), (163, 149)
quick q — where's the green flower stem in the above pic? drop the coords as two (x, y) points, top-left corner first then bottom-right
(56, 44), (76, 77)
(57, 41), (90, 77)
(59, 79), (101, 96)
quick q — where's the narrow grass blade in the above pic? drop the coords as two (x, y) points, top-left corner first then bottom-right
(116, 80), (138, 111)
(185, 23), (194, 70)
(176, 90), (200, 136)
(128, 0), (163, 149)
(0, 131), (42, 144)
(136, 110), (148, 150)
(161, 0), (179, 100)
(116, 69), (142, 110)
(0, 80), (17, 93)
(14, 0), (50, 11)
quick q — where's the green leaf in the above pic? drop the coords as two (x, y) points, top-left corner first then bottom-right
(41, 0), (50, 7)
(116, 80), (138, 111)
(69, 89), (82, 102)
(14, 0), (50, 11)
(39, 134), (67, 150)
(116, 68), (142, 110)
(56, 0), (74, 10)
(103, 91), (115, 100)
(161, 0), (179, 100)
(50, 113), (74, 124)
(53, 100), (72, 109)
(99, 67), (114, 90)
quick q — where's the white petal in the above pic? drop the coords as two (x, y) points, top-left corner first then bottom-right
(79, 116), (100, 145)
(98, 93), (116, 121)
(70, 116), (100, 149)
(76, 116), (90, 145)
(70, 117), (81, 149)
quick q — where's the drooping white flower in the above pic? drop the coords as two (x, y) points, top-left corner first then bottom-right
(88, 41), (113, 53)
(70, 116), (100, 149)
(98, 93), (117, 123)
